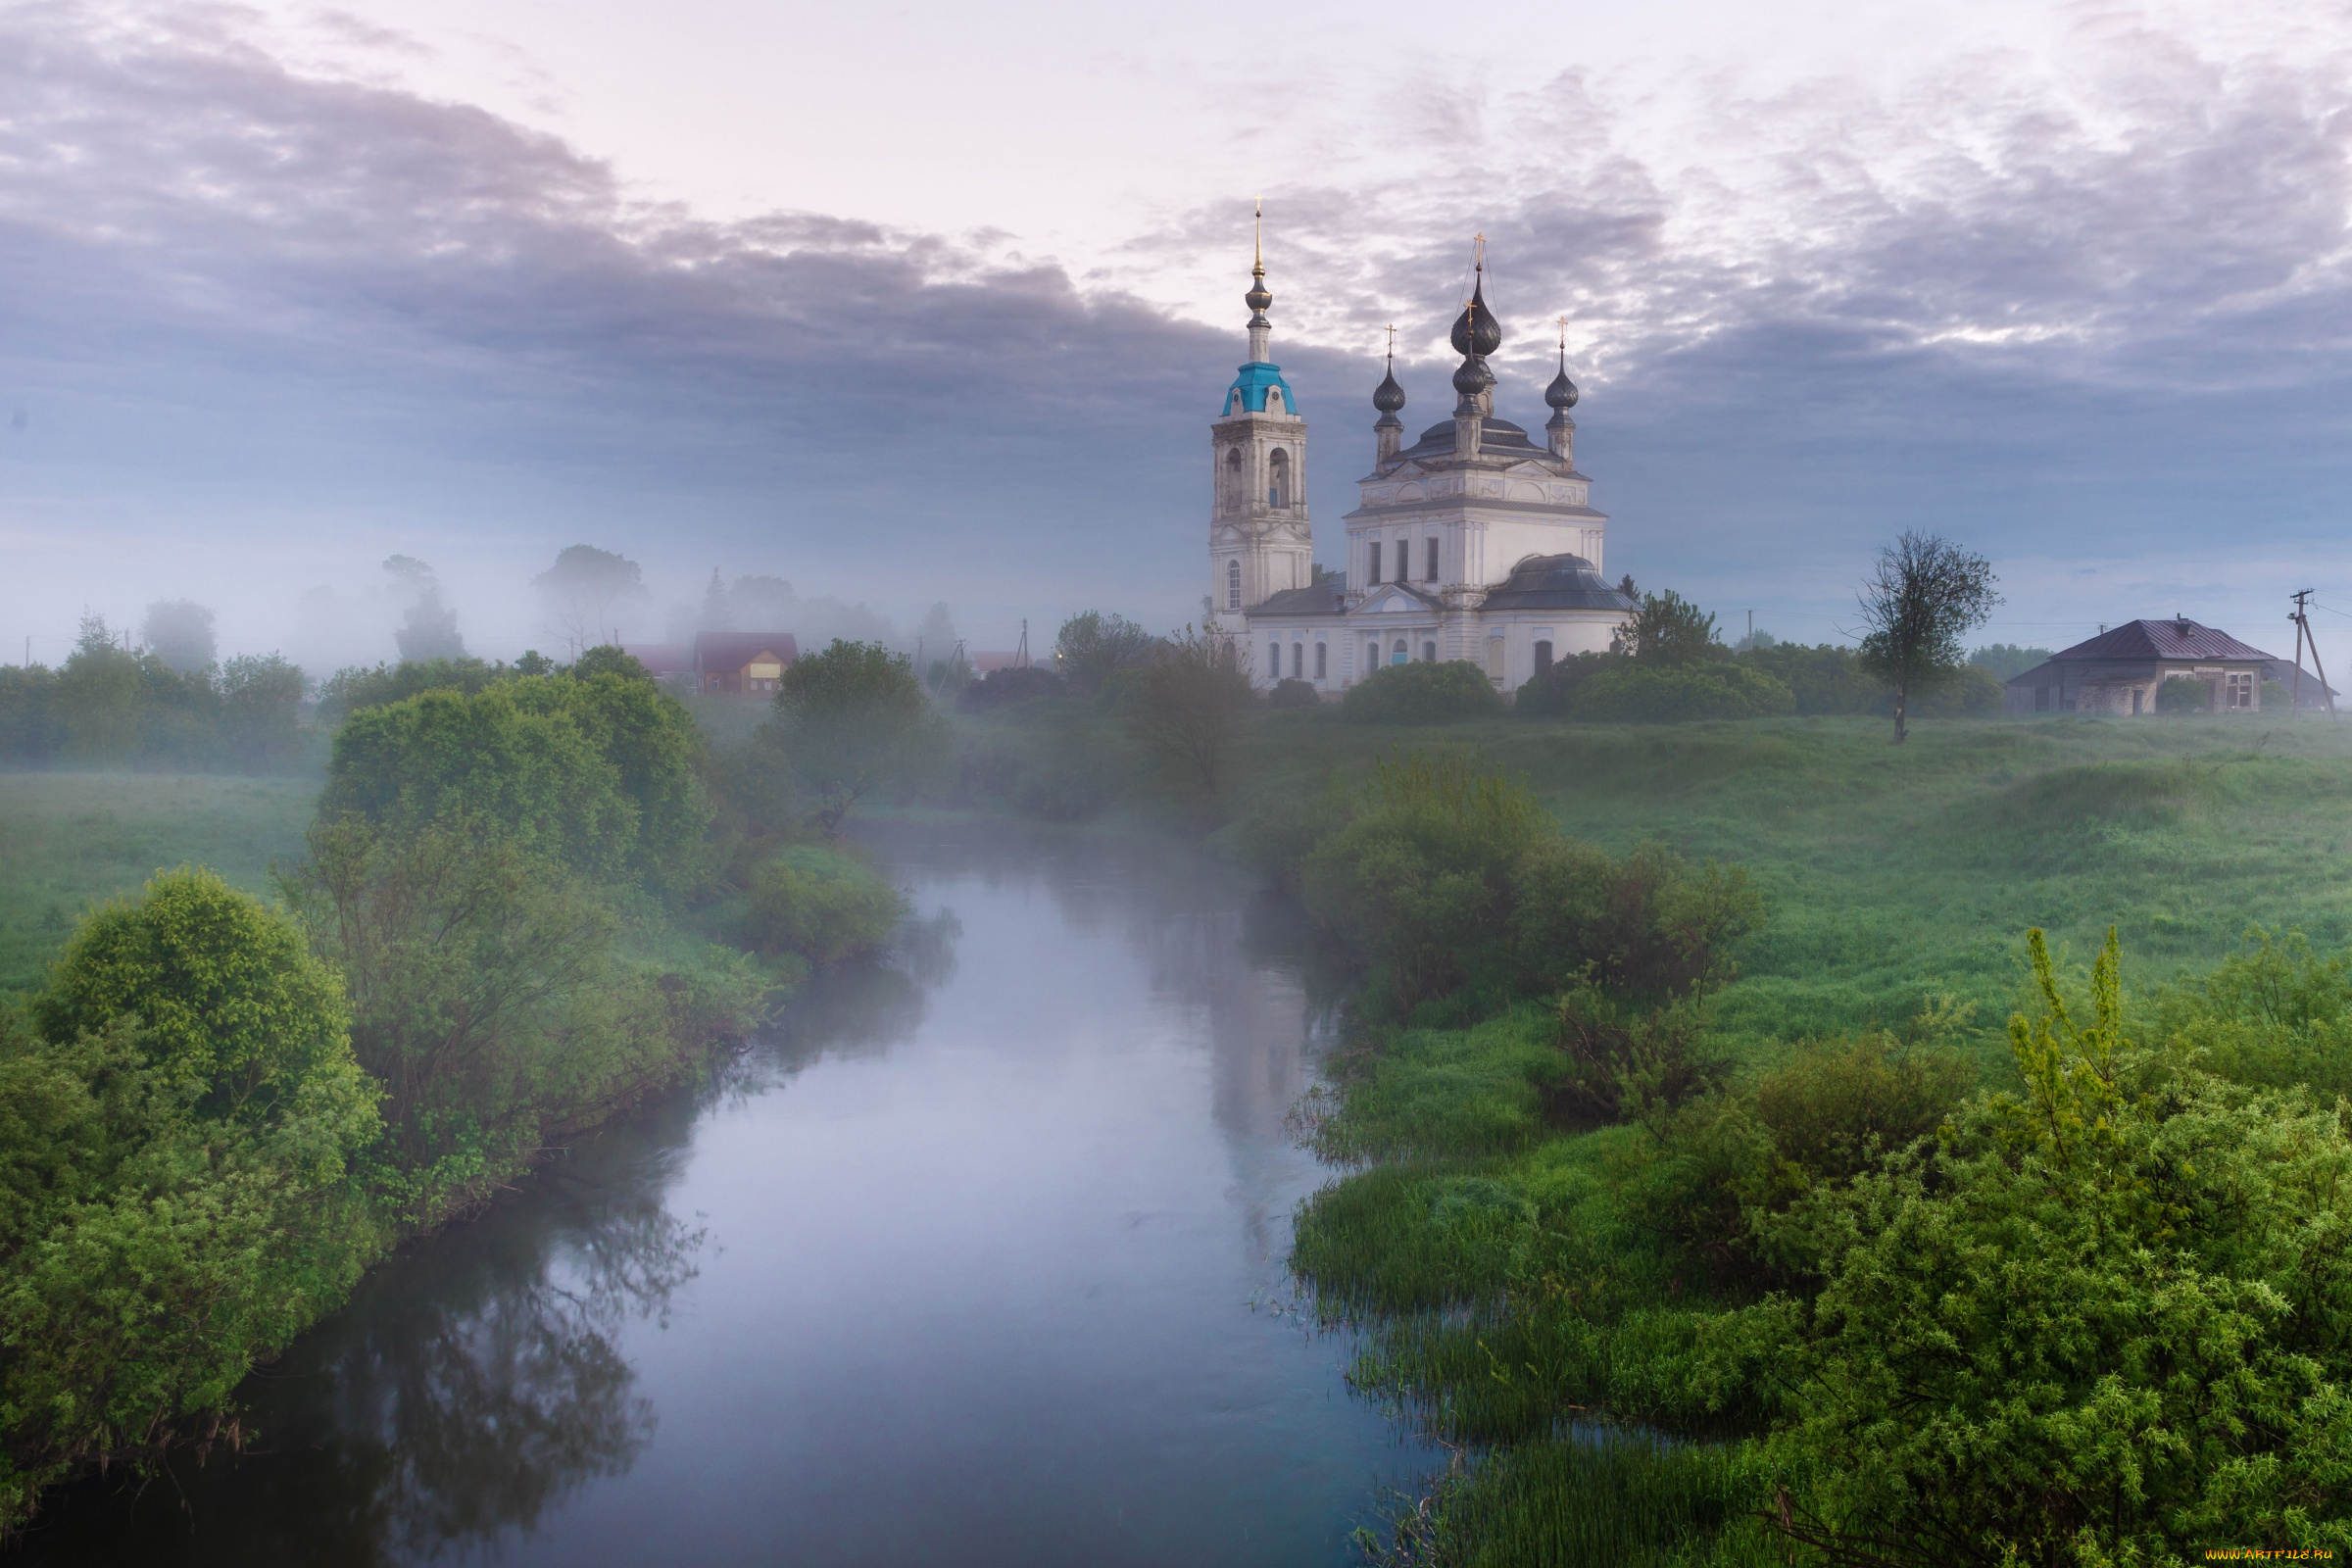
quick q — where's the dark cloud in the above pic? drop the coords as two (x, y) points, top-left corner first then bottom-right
(4, 3), (2351, 662)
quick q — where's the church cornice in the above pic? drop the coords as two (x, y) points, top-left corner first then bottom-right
(1342, 497), (1608, 524)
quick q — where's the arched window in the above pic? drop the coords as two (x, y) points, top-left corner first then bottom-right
(1534, 640), (1553, 675)
(1314, 643), (1328, 679)
(1367, 637), (1381, 671)
(1226, 559), (1242, 610)
(1223, 447), (1244, 510)
(1421, 640), (1438, 663)
(1291, 643), (1302, 678)
(1391, 639), (1407, 666)
(1267, 643), (1281, 679)
(1367, 542), (1382, 585)
(1268, 449), (1291, 508)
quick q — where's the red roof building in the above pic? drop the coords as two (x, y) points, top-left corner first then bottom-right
(695, 631), (799, 694)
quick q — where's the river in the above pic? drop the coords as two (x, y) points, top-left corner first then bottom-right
(16, 821), (1438, 1566)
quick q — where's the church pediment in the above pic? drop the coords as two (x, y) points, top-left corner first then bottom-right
(1357, 584), (1439, 614)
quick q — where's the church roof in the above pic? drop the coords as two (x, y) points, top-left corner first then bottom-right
(1251, 578), (1349, 617)
(1393, 416), (1547, 463)
(1222, 361), (1297, 416)
(1478, 554), (1635, 612)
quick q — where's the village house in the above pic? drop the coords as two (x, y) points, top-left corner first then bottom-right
(2004, 618), (2328, 715)
(693, 631), (799, 695)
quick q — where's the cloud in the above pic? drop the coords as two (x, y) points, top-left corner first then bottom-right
(2, 1), (2351, 662)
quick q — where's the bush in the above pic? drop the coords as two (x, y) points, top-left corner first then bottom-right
(1342, 661), (1504, 724)
(1513, 652), (1615, 717)
(2155, 673), (2211, 712)
(742, 846), (906, 967)
(1769, 931), (2352, 1564)
(956, 665), (1067, 711)
(1267, 676), (1321, 710)
(1568, 663), (1794, 723)
(315, 658), (501, 724)
(32, 868), (371, 1131)
(1734, 643), (1883, 715)
(1509, 839), (1762, 1001)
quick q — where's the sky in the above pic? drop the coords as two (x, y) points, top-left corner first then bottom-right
(4, 0), (2352, 669)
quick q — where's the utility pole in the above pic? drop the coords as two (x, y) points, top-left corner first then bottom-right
(1013, 618), (1030, 669)
(2291, 590), (2337, 718)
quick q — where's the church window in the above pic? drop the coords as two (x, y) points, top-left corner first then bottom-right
(1535, 640), (1553, 675)
(1268, 449), (1291, 508)
(1226, 558), (1241, 610)
(1315, 642), (1327, 678)
(1367, 542), (1382, 584)
(1268, 643), (1281, 679)
(1291, 643), (1302, 678)
(1425, 538), (1440, 582)
(1421, 640), (1437, 663)
(1391, 639), (1407, 666)
(1368, 637), (1381, 670)
(1224, 448), (1244, 510)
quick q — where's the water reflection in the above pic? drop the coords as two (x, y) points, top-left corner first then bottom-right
(17, 1114), (707, 1565)
(16, 821), (1428, 1567)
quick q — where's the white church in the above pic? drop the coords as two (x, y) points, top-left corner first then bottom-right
(1204, 238), (1636, 694)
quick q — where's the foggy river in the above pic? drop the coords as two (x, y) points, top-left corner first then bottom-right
(17, 822), (1437, 1566)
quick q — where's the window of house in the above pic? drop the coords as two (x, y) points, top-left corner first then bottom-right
(2132, 687), (2143, 715)
(1290, 642), (1302, 678)
(1421, 640), (1437, 662)
(1226, 558), (1241, 610)
(1268, 449), (1290, 508)
(1315, 642), (1327, 678)
(2229, 671), (2255, 710)
(1368, 637), (1381, 670)
(1391, 639), (1407, 665)
(1368, 542), (1382, 585)
(1486, 638), (1504, 677)
(1534, 640), (1553, 675)
(1267, 643), (1281, 679)
(1425, 537), (1440, 582)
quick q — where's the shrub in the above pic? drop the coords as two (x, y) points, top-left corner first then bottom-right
(315, 658), (502, 724)
(1267, 676), (1321, 710)
(1734, 643), (1883, 715)
(1510, 840), (1762, 1001)
(2263, 678), (2295, 711)
(2152, 673), (2210, 712)
(1550, 989), (1724, 1129)
(1568, 663), (1794, 723)
(32, 868), (371, 1131)
(1513, 652), (1615, 717)
(1301, 753), (1546, 1010)
(742, 845), (906, 967)
(1342, 661), (1504, 724)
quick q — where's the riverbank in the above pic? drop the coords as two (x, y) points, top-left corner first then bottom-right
(1237, 715), (2352, 1564)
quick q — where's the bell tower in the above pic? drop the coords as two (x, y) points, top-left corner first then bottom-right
(1207, 203), (1309, 637)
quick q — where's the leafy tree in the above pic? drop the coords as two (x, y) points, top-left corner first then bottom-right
(1855, 531), (2000, 742)
(1618, 589), (1721, 665)
(532, 545), (649, 658)
(53, 616), (143, 764)
(324, 686), (640, 876)
(385, 556), (466, 662)
(140, 600), (217, 674)
(1125, 628), (1254, 800)
(218, 654), (306, 771)
(1342, 661), (1504, 724)
(1565, 662), (1794, 722)
(726, 573), (796, 630)
(1053, 612), (1155, 699)
(31, 869), (372, 1131)
(768, 640), (944, 833)
(0, 665), (62, 763)
(1968, 642), (2052, 681)
(316, 657), (500, 724)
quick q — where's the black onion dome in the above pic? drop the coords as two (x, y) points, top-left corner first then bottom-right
(1452, 355), (1495, 397)
(1545, 365), (1580, 410)
(1448, 277), (1503, 357)
(1479, 554), (1635, 612)
(1373, 366), (1406, 412)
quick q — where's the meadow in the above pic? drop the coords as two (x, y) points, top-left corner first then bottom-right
(1233, 710), (2352, 1058)
(0, 772), (318, 994)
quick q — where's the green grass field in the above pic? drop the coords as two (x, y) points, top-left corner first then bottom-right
(1237, 710), (2352, 1060)
(0, 771), (319, 992)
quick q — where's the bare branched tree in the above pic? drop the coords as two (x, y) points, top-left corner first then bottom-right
(1856, 531), (2000, 743)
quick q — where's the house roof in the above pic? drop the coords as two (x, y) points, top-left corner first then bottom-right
(694, 630), (798, 671)
(620, 642), (690, 676)
(2045, 618), (2280, 666)
(1251, 578), (1350, 617)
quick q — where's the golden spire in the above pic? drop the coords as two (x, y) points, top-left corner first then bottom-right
(1252, 196), (1264, 281)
